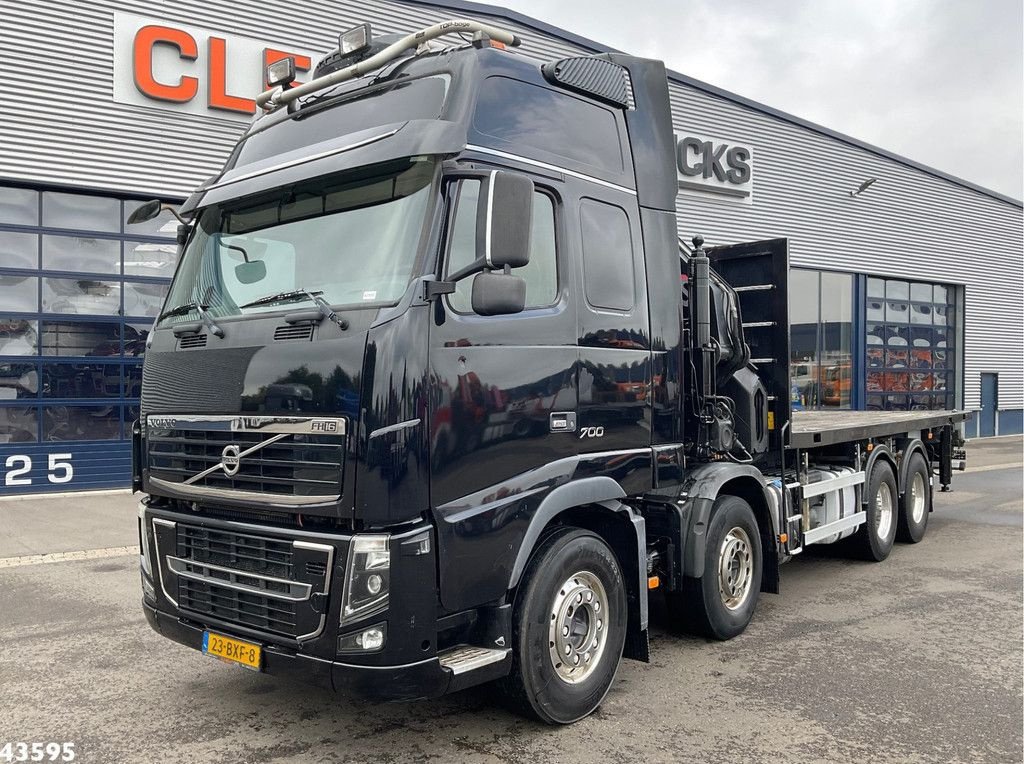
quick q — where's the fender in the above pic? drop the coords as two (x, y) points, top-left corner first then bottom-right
(678, 462), (776, 579)
(507, 476), (649, 629)
(862, 444), (897, 505)
(895, 438), (928, 496)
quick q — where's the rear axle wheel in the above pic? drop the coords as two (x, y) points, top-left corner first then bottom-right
(668, 495), (763, 640)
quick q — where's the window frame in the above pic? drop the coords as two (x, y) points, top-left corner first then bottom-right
(0, 184), (179, 445)
(439, 174), (562, 316)
(863, 274), (958, 412)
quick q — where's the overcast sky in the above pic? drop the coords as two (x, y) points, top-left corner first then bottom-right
(497, 0), (1023, 200)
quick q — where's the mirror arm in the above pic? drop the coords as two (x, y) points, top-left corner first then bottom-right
(423, 256), (490, 301)
(162, 204), (189, 226)
(447, 256), (489, 283)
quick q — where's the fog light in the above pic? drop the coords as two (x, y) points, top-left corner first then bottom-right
(141, 573), (156, 602)
(338, 622), (387, 654)
(360, 627), (385, 651)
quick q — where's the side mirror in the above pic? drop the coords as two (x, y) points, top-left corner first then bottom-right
(476, 171), (534, 269)
(127, 199), (162, 225)
(235, 260), (267, 284)
(127, 199), (187, 226)
(471, 270), (526, 316)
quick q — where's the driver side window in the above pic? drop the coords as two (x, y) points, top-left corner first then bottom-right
(445, 179), (558, 313)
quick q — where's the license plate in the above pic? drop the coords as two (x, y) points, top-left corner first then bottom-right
(202, 630), (262, 671)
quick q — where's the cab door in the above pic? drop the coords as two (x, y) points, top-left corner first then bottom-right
(428, 173), (577, 612)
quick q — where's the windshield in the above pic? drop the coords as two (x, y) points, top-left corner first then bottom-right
(161, 159), (436, 325)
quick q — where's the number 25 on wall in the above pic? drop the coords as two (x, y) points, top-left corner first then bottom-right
(3, 454), (74, 487)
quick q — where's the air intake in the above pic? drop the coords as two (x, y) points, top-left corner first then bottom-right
(274, 324), (314, 342)
(178, 334), (208, 350)
(541, 56), (630, 108)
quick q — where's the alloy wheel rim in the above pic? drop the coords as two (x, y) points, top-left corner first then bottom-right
(875, 481), (894, 540)
(718, 527), (754, 611)
(548, 570), (609, 684)
(910, 472), (927, 524)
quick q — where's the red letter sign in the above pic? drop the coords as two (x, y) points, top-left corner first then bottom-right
(133, 25), (199, 103)
(208, 36), (256, 114)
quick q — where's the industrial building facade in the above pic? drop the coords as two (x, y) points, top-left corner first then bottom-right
(1, 0), (1021, 494)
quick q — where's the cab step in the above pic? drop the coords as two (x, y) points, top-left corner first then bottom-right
(438, 646), (509, 675)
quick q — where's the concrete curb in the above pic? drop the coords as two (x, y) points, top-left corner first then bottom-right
(0, 545), (139, 568)
(0, 488), (133, 503)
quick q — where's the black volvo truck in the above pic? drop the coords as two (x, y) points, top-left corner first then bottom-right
(130, 19), (968, 724)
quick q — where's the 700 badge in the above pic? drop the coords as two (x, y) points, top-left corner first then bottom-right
(3, 453), (74, 487)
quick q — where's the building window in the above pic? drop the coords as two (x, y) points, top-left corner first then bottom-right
(0, 185), (179, 450)
(789, 269), (854, 409)
(866, 276), (955, 411)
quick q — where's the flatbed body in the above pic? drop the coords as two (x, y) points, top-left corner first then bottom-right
(789, 410), (970, 449)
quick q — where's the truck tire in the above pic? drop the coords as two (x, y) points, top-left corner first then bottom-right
(499, 527), (627, 724)
(852, 460), (898, 561)
(897, 452), (931, 543)
(667, 495), (762, 641)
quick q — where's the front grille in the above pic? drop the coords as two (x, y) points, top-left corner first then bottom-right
(161, 521), (336, 641)
(179, 578), (298, 636)
(177, 524), (293, 578)
(146, 416), (345, 501)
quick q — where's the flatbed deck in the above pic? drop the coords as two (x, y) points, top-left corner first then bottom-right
(789, 409), (969, 449)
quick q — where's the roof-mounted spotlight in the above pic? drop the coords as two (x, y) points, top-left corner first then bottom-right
(266, 56), (297, 90)
(340, 23), (372, 56)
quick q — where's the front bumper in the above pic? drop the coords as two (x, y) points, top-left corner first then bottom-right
(143, 600), (453, 701)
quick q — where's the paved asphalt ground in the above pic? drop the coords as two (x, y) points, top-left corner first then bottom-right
(0, 438), (1020, 764)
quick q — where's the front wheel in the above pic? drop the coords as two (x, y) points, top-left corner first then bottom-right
(500, 527), (627, 724)
(668, 495), (763, 640)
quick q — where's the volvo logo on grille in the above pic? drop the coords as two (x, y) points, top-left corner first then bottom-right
(221, 445), (242, 476)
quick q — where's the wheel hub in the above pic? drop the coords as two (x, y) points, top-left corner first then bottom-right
(875, 481), (894, 540)
(548, 571), (609, 684)
(910, 472), (927, 524)
(718, 527), (753, 611)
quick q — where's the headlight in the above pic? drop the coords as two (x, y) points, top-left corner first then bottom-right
(341, 534), (390, 625)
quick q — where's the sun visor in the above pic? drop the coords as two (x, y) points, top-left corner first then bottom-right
(190, 119), (467, 210)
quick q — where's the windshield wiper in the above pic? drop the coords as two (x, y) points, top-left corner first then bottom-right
(157, 301), (225, 338)
(239, 289), (348, 329)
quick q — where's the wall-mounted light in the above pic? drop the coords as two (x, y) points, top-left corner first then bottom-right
(849, 177), (879, 197)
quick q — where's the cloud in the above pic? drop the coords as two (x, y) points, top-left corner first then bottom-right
(498, 0), (1023, 199)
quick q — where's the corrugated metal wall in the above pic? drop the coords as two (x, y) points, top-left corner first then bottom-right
(1, 0), (1021, 409)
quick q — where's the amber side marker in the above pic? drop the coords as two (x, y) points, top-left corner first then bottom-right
(647, 575), (660, 590)
(778, 533), (789, 543)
